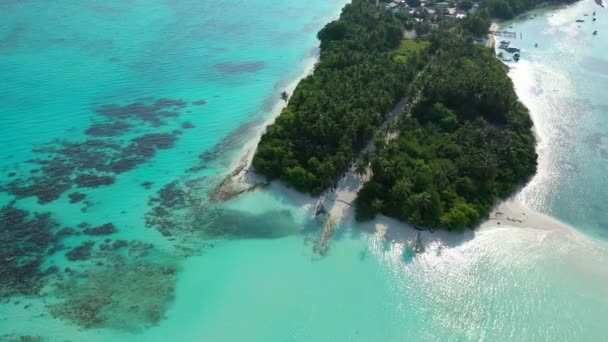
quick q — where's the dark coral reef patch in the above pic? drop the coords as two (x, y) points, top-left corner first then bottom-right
(94, 99), (186, 127)
(65, 241), (95, 261)
(181, 121), (195, 129)
(145, 180), (201, 237)
(49, 247), (178, 331)
(85, 121), (132, 137)
(141, 181), (154, 189)
(0, 335), (44, 342)
(2, 98), (195, 204)
(83, 223), (117, 236)
(0, 205), (64, 298)
(75, 174), (115, 188)
(214, 61), (265, 74)
(68, 192), (86, 203)
(0, 96), (216, 332)
(0, 206), (179, 329)
(188, 118), (262, 172)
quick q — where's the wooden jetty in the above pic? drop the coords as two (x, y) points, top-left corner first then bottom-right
(490, 30), (517, 38)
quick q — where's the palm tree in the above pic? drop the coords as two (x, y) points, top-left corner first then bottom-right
(417, 192), (433, 211)
(355, 158), (368, 177)
(280, 91), (289, 102)
(415, 192), (434, 222)
(355, 152), (371, 177)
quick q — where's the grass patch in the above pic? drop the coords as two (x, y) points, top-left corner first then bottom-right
(393, 39), (430, 63)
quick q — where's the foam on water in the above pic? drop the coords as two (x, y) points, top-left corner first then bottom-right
(2, 0), (608, 340)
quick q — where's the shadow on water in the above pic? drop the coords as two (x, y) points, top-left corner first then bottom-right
(401, 245), (417, 263)
(203, 208), (302, 239)
(145, 176), (306, 251)
(358, 249), (368, 262)
(305, 202), (478, 262)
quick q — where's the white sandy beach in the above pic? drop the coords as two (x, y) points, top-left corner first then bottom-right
(487, 22), (500, 48)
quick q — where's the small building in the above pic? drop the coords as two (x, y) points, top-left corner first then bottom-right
(436, 2), (449, 8)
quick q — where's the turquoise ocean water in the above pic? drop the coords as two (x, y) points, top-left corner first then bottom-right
(505, 2), (608, 241)
(1, 0), (608, 340)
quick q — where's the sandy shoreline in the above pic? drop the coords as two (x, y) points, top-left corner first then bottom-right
(210, 53), (321, 200)
(235, 53), (318, 171)
(486, 22), (499, 48)
(257, 158), (580, 254)
(315, 160), (578, 248)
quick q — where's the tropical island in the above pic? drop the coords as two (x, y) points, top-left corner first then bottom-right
(252, 0), (543, 230)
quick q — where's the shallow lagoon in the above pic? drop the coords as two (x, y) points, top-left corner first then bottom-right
(1, 0), (608, 340)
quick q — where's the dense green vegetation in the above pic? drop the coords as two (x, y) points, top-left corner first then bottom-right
(355, 35), (537, 229)
(254, 0), (538, 230)
(252, 0), (428, 194)
(485, 0), (576, 19)
(458, 0), (475, 11)
(462, 11), (491, 36)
